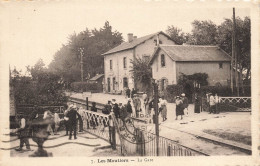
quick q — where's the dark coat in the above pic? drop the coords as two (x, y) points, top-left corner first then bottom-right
(113, 104), (120, 118)
(66, 109), (80, 124)
(126, 102), (132, 113)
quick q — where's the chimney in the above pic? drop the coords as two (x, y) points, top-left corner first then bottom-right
(127, 33), (134, 42)
(133, 36), (137, 39)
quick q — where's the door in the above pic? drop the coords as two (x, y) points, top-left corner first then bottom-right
(123, 77), (128, 88)
(113, 77), (116, 91)
(107, 78), (111, 92)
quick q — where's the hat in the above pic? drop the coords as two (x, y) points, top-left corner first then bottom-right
(69, 104), (74, 109)
(111, 99), (116, 104)
(181, 93), (185, 97)
(176, 96), (180, 99)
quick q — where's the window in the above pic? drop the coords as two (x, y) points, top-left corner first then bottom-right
(161, 54), (165, 67)
(113, 77), (116, 90)
(154, 39), (162, 46)
(110, 60), (112, 70)
(219, 62), (223, 69)
(161, 78), (168, 91)
(123, 57), (127, 68)
(123, 77), (128, 88)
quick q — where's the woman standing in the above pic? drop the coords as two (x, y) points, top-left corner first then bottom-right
(43, 110), (54, 135)
(175, 96), (184, 120)
(194, 93), (201, 113)
(160, 96), (168, 121)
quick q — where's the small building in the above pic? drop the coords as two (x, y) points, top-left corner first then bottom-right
(102, 31), (176, 94)
(149, 45), (232, 90)
(88, 74), (104, 93)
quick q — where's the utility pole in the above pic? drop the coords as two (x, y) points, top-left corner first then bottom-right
(79, 48), (84, 82)
(233, 8), (239, 96)
(152, 80), (159, 156)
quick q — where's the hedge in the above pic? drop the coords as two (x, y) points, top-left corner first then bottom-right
(71, 82), (100, 93)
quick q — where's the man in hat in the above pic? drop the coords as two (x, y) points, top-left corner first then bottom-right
(181, 93), (189, 116)
(66, 105), (81, 139)
(126, 99), (133, 118)
(112, 99), (120, 120)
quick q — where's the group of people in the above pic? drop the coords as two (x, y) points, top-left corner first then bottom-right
(206, 92), (220, 114)
(175, 93), (189, 120)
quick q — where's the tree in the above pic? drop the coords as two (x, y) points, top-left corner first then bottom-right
(166, 26), (187, 45)
(12, 60), (67, 105)
(48, 21), (123, 87)
(130, 57), (152, 95)
(216, 17), (251, 82)
(187, 20), (217, 45)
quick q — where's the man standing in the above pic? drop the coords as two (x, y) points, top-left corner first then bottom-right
(15, 114), (32, 152)
(112, 100), (120, 120)
(181, 93), (189, 116)
(77, 107), (84, 133)
(66, 105), (81, 140)
(126, 99), (133, 118)
(209, 93), (216, 114)
(126, 87), (131, 98)
(133, 94), (141, 118)
(53, 111), (61, 135)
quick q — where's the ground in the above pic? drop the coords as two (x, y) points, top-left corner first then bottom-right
(2, 92), (251, 157)
(1, 130), (120, 157)
(70, 92), (251, 155)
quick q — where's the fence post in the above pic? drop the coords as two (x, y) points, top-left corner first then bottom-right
(86, 97), (89, 110)
(167, 144), (172, 156)
(141, 130), (145, 156)
(109, 115), (116, 150)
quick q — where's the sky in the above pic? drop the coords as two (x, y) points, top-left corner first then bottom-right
(0, 1), (250, 73)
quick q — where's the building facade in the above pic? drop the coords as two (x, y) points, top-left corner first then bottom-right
(149, 45), (232, 90)
(103, 32), (176, 93)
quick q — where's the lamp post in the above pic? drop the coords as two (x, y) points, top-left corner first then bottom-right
(152, 79), (159, 156)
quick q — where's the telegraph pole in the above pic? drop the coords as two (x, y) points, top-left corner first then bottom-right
(152, 80), (159, 156)
(79, 48), (84, 82)
(233, 8), (239, 96)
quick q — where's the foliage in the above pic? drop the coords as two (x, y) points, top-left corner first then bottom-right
(130, 57), (152, 95)
(48, 21), (123, 87)
(178, 72), (209, 86)
(70, 82), (100, 93)
(11, 59), (67, 105)
(216, 17), (251, 81)
(167, 17), (251, 81)
(199, 85), (251, 97)
(186, 20), (217, 45)
(164, 85), (184, 103)
(166, 26), (187, 45)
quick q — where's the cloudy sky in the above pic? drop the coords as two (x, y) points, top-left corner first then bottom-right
(0, 0), (250, 72)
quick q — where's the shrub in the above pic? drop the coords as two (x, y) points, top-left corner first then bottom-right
(164, 85), (184, 103)
(71, 82), (99, 93)
(199, 85), (251, 97)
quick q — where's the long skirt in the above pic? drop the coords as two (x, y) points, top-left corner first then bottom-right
(194, 102), (200, 113)
(176, 105), (184, 116)
(161, 105), (167, 119)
